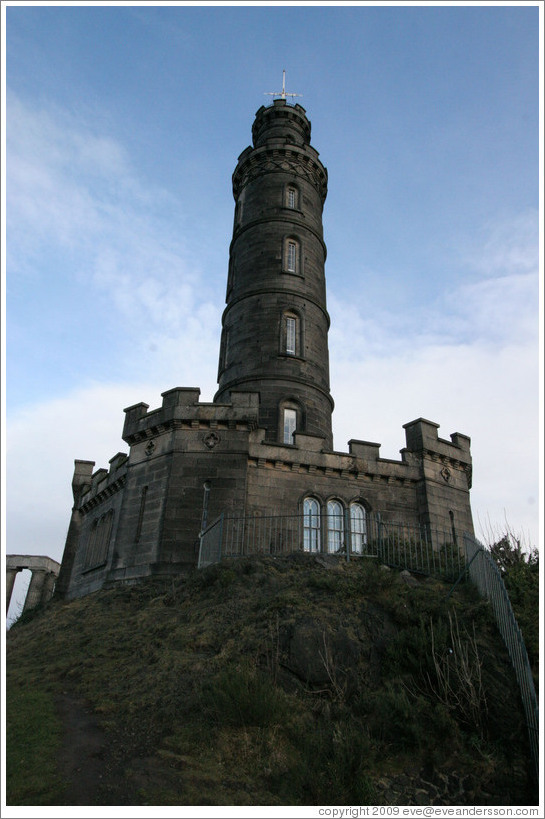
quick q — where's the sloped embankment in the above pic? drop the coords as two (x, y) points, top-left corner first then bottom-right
(6, 553), (536, 806)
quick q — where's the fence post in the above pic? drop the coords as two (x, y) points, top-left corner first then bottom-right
(463, 533), (539, 781)
(200, 480), (212, 532)
(446, 542), (482, 600)
(344, 507), (351, 562)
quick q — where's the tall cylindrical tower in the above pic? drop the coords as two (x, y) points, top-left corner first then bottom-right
(214, 99), (334, 449)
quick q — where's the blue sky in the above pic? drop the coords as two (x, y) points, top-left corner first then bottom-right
(3, 2), (542, 623)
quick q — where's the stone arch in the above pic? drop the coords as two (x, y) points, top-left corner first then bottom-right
(6, 554), (61, 614)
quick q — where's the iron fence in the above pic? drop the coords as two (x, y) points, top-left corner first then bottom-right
(198, 515), (224, 568)
(199, 511), (464, 580)
(463, 534), (539, 779)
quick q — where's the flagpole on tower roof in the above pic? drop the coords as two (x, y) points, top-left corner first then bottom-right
(264, 70), (302, 101)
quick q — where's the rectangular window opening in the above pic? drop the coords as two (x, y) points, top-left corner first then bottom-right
(287, 242), (296, 273)
(286, 317), (296, 355)
(283, 409), (297, 444)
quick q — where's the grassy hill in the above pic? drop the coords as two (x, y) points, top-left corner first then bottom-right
(6, 553), (537, 806)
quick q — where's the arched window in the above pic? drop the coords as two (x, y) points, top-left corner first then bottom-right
(283, 408), (297, 444)
(278, 398), (304, 445)
(287, 241), (297, 272)
(286, 316), (296, 354)
(350, 503), (367, 554)
(285, 185), (298, 209)
(304, 498), (320, 552)
(281, 310), (301, 356)
(327, 500), (344, 553)
(283, 236), (301, 275)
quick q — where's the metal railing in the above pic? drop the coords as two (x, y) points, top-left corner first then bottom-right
(463, 534), (539, 779)
(198, 515), (224, 568)
(199, 512), (464, 581)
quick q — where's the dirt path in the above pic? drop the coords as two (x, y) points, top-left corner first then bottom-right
(54, 692), (176, 805)
(55, 692), (117, 805)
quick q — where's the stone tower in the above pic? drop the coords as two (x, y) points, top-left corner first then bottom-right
(58, 95), (474, 602)
(215, 100), (333, 449)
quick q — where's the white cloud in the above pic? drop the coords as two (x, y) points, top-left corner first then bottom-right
(329, 209), (540, 546)
(7, 92), (219, 370)
(7, 382), (164, 564)
(331, 337), (538, 540)
(466, 210), (539, 279)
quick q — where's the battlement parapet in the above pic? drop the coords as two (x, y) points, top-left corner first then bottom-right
(91, 468), (108, 487)
(122, 387), (260, 444)
(403, 418), (472, 465)
(79, 457), (128, 511)
(71, 460), (95, 502)
(348, 439), (381, 460)
(249, 436), (421, 483)
(109, 452), (128, 473)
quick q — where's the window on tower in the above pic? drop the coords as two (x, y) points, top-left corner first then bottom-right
(278, 398), (304, 444)
(285, 316), (296, 355)
(280, 309), (303, 358)
(287, 241), (297, 272)
(284, 184), (299, 209)
(283, 408), (297, 444)
(286, 186), (298, 209)
(283, 236), (302, 276)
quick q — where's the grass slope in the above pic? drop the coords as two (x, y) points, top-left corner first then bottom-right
(6, 554), (537, 806)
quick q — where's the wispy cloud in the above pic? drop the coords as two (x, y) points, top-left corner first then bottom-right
(330, 208), (539, 355)
(329, 209), (539, 544)
(465, 210), (539, 279)
(7, 92), (221, 388)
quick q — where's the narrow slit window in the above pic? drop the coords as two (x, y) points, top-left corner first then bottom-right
(286, 316), (296, 355)
(287, 241), (297, 273)
(283, 408), (297, 444)
(287, 188), (296, 208)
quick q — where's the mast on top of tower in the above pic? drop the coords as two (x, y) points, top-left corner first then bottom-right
(264, 70), (302, 101)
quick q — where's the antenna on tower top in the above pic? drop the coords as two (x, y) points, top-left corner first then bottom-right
(264, 70), (302, 101)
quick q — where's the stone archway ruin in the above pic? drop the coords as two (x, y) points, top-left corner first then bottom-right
(6, 555), (61, 615)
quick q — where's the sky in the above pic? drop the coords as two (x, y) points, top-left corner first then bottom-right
(2, 1), (542, 625)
